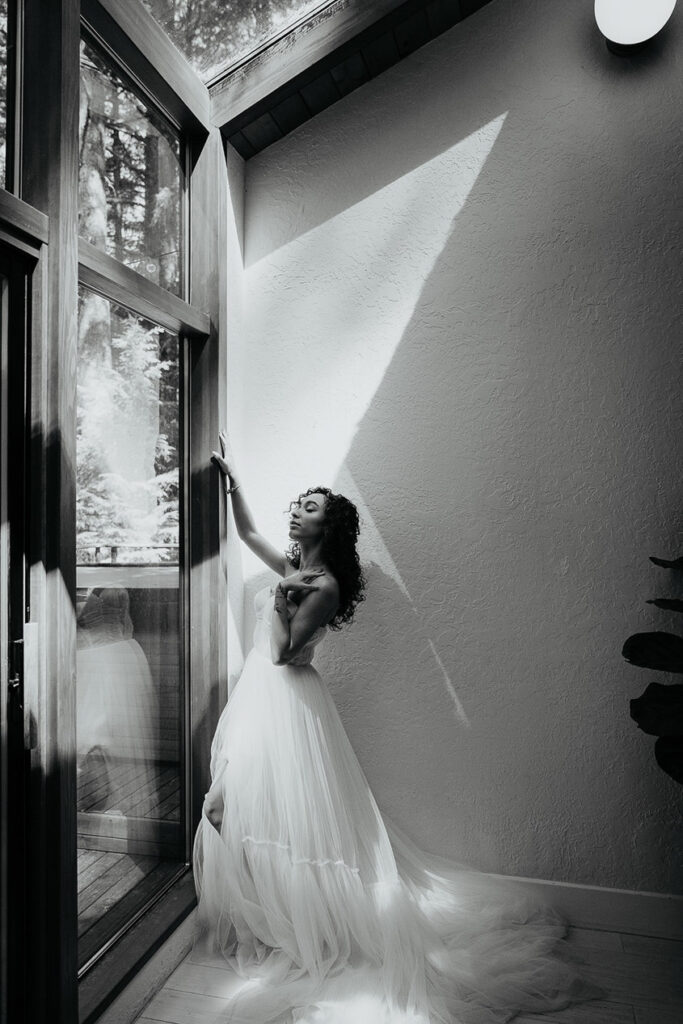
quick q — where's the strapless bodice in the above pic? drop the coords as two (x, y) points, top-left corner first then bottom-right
(252, 584), (327, 667)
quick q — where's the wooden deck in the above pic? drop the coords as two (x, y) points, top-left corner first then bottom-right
(137, 927), (683, 1024)
(77, 850), (181, 967)
(77, 753), (181, 819)
(77, 754), (185, 967)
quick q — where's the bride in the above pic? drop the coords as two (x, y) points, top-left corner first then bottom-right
(192, 432), (600, 1024)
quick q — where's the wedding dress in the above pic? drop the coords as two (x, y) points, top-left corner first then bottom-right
(192, 583), (599, 1024)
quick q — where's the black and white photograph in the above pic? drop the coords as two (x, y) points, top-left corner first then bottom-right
(0, 1), (681, 1023)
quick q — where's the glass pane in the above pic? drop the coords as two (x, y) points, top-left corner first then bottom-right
(79, 35), (184, 296)
(0, 0), (9, 186)
(142, 0), (329, 82)
(76, 286), (184, 969)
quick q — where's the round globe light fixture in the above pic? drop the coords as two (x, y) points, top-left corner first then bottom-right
(595, 0), (677, 53)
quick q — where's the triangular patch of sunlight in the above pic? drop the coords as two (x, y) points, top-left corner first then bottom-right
(242, 113), (508, 566)
(239, 118), (509, 724)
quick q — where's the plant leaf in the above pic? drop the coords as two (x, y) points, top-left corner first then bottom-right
(630, 682), (683, 736)
(649, 556), (683, 570)
(622, 632), (683, 673)
(654, 737), (683, 784)
(646, 599), (683, 613)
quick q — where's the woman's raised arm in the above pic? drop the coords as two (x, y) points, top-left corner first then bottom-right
(212, 430), (287, 576)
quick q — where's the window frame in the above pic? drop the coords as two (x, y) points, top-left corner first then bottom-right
(17, 1), (228, 1020)
(0, 201), (46, 1024)
(80, 0), (210, 136)
(75, 1), (217, 996)
(78, 22), (190, 301)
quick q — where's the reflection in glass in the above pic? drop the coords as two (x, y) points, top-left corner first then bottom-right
(76, 287), (184, 968)
(142, 0), (329, 82)
(77, 588), (159, 802)
(79, 35), (184, 295)
(0, 0), (8, 186)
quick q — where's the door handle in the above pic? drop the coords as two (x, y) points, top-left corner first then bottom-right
(8, 630), (38, 752)
(7, 639), (27, 746)
(9, 638), (23, 690)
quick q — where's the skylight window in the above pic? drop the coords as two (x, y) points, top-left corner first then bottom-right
(141, 0), (334, 83)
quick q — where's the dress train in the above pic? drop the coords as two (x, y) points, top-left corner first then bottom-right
(192, 585), (601, 1023)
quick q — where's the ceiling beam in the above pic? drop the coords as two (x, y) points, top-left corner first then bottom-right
(209, 0), (414, 131)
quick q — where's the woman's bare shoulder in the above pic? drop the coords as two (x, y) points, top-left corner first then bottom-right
(317, 573), (340, 600)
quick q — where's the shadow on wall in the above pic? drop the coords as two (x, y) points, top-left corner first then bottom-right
(316, 562), (500, 869)
(245, 2), (681, 268)
(240, 557), (506, 872)
(239, 0), (683, 893)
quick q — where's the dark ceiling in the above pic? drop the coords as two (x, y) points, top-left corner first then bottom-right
(210, 0), (493, 159)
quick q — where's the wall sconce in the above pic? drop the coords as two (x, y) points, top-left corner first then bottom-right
(595, 0), (677, 53)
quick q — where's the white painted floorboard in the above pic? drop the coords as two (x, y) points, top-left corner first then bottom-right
(135, 926), (683, 1024)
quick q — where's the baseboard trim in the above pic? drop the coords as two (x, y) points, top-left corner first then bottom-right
(493, 874), (683, 939)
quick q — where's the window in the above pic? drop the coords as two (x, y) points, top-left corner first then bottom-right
(77, 34), (191, 973)
(75, 293), (186, 970)
(79, 34), (185, 296)
(0, 1), (7, 184)
(76, 293), (180, 568)
(0, 0), (16, 190)
(6, 4), (222, 1015)
(141, 0), (330, 82)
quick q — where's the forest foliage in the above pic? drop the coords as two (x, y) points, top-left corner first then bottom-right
(0, 1), (8, 184)
(142, 0), (323, 81)
(78, 36), (181, 565)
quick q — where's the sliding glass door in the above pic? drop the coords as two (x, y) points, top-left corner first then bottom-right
(75, 291), (186, 970)
(75, 27), (189, 973)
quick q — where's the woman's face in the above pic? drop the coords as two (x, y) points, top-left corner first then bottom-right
(288, 492), (327, 543)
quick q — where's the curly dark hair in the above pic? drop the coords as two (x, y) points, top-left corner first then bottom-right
(285, 486), (366, 630)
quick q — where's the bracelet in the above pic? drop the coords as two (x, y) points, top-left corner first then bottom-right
(224, 481), (240, 495)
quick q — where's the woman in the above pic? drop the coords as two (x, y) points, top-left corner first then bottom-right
(192, 432), (600, 1024)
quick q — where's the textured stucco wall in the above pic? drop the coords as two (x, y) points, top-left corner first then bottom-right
(233, 0), (683, 893)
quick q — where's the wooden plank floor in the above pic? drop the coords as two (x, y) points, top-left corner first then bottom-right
(136, 926), (683, 1023)
(77, 754), (183, 966)
(77, 850), (181, 967)
(77, 753), (181, 819)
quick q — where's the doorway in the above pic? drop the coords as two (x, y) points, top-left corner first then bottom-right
(0, 245), (31, 1024)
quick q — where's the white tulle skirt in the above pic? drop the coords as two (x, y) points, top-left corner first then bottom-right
(192, 646), (599, 1024)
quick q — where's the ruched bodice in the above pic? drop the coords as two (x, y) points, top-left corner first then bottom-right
(253, 584), (328, 666)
